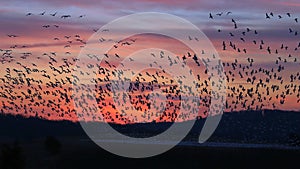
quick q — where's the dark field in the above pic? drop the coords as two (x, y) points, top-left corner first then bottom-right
(1, 139), (300, 169)
(1, 110), (300, 169)
(58, 142), (300, 169)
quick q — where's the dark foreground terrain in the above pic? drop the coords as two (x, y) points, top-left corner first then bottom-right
(1, 139), (300, 169)
(1, 110), (300, 169)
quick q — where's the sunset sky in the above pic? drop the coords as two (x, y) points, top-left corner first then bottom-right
(0, 0), (300, 123)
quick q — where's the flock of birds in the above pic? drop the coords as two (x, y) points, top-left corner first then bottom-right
(26, 11), (85, 19)
(0, 11), (299, 123)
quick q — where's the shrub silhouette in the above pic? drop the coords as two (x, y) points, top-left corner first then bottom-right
(1, 141), (25, 169)
(288, 133), (300, 146)
(44, 136), (61, 155)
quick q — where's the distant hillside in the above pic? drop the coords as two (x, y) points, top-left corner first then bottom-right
(208, 110), (300, 145)
(0, 110), (300, 146)
(0, 114), (85, 139)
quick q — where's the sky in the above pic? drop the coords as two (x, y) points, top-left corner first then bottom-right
(0, 0), (300, 123)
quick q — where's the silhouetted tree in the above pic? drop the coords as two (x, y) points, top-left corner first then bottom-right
(44, 136), (61, 156)
(1, 141), (25, 169)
